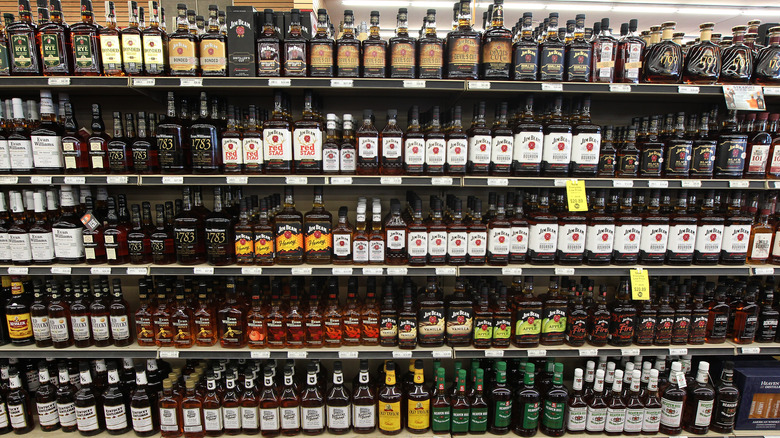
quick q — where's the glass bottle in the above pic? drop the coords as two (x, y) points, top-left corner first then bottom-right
(217, 278), (245, 348)
(642, 22), (682, 83)
(324, 361), (350, 434)
(335, 10), (360, 77)
(450, 368), (470, 436)
(119, 1), (143, 75)
(130, 362), (157, 436)
(615, 19), (645, 83)
(419, 9), (444, 79)
(159, 378), (182, 438)
(566, 368), (587, 433)
(591, 18), (617, 83)
(541, 96), (573, 176)
(167, 3), (198, 76)
(308, 9), (334, 77)
(69, 0), (102, 75)
(681, 361), (715, 434)
(540, 13), (565, 81)
(279, 365), (300, 436)
(710, 361), (739, 434)
(733, 284), (759, 344)
(156, 93), (188, 174)
(608, 279), (637, 346)
(282, 9), (307, 77)
(753, 26), (780, 84)
(683, 23), (721, 84)
(540, 363), (569, 437)
(6, 366), (33, 434)
(189, 93), (221, 174)
(274, 187), (304, 264)
(720, 25), (754, 83)
(300, 363), (325, 435)
(239, 370), (259, 435)
(513, 363), (539, 437)
(361, 11), (386, 78)
(75, 361), (104, 435)
(7, 0), (42, 75)
(264, 91), (293, 174)
(481, 0), (511, 79)
(256, 9), (281, 76)
(564, 14), (591, 82)
(221, 371), (241, 435)
(446, 0), (480, 79)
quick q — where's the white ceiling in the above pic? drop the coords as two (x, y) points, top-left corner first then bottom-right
(322, 0), (780, 39)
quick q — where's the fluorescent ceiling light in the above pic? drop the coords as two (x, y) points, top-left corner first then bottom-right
(503, 2), (545, 9)
(410, 1), (456, 7)
(742, 8), (780, 16)
(676, 7), (739, 15)
(551, 3), (610, 11)
(611, 5), (676, 13)
(342, 0), (410, 5)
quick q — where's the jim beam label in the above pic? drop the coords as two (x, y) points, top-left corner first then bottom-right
(11, 34), (33, 68)
(100, 35), (122, 68)
(142, 35), (164, 67)
(169, 39), (199, 72)
(264, 129), (292, 161)
(200, 40), (226, 72)
(391, 42), (415, 76)
(121, 34), (143, 64)
(293, 129), (322, 161)
(73, 34), (96, 69)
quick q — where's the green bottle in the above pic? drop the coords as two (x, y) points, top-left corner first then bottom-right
(431, 367), (451, 433)
(490, 361), (512, 434)
(540, 362), (569, 437)
(469, 368), (489, 432)
(451, 369), (470, 435)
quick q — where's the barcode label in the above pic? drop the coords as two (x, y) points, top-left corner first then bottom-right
(381, 177), (402, 185)
(162, 176), (184, 184)
(331, 79), (353, 88)
(501, 267), (523, 275)
(226, 176), (248, 184)
(241, 267), (263, 275)
(251, 351), (271, 359)
(48, 77), (70, 85)
(579, 349), (599, 357)
(332, 268), (353, 275)
(160, 350), (179, 358)
(432, 350), (453, 358)
(50, 267), (72, 275)
(621, 348), (640, 356)
(106, 176), (128, 184)
(648, 180), (669, 188)
(729, 180), (749, 188)
(133, 78), (156, 86)
(613, 180), (634, 187)
(393, 351), (413, 358)
(362, 267), (384, 275)
(542, 83), (563, 91)
(555, 268), (575, 275)
(609, 84), (631, 92)
(339, 351), (359, 358)
(330, 177), (353, 185)
(468, 81), (491, 90)
(528, 349), (547, 357)
(0, 177), (18, 184)
(90, 267), (111, 275)
(431, 177), (453, 186)
(194, 267), (214, 275)
(126, 267), (148, 275)
(7, 267), (28, 275)
(387, 267), (408, 275)
(30, 176), (52, 184)
(268, 78), (291, 87)
(678, 86), (700, 94)
(485, 350), (504, 357)
(403, 80), (426, 88)
(669, 348), (688, 356)
(285, 176), (308, 185)
(288, 351), (308, 359)
(180, 78), (203, 87)
(681, 180), (701, 187)
(487, 178), (509, 186)
(435, 267), (456, 275)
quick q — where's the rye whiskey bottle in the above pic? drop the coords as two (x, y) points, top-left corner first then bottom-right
(446, 0), (480, 79)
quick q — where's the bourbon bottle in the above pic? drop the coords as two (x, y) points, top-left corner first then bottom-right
(608, 279), (637, 346)
(642, 22), (682, 83)
(683, 23), (721, 84)
(720, 26), (753, 83)
(446, 0), (480, 79)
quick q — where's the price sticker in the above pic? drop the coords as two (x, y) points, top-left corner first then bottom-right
(501, 267), (523, 276)
(528, 349), (547, 357)
(775, 181), (780, 189)
(621, 348), (640, 356)
(754, 267), (775, 276)
(669, 348), (688, 356)
(678, 86), (700, 94)
(435, 267), (456, 276)
(741, 347), (761, 354)
(7, 267), (28, 275)
(432, 350), (453, 358)
(126, 267), (148, 275)
(468, 81), (491, 90)
(648, 180), (669, 188)
(339, 351), (359, 359)
(330, 177), (353, 185)
(133, 78), (156, 86)
(162, 176), (184, 184)
(676, 372), (687, 388)
(613, 179), (634, 187)
(285, 176), (308, 185)
(291, 267), (312, 275)
(566, 180), (588, 212)
(268, 78), (291, 87)
(393, 351), (413, 358)
(0, 176), (18, 184)
(362, 267), (384, 275)
(630, 269), (650, 300)
(609, 84), (631, 93)
(251, 351), (271, 359)
(50, 267), (72, 275)
(106, 176), (128, 184)
(64, 176), (86, 184)
(554, 179), (568, 187)
(241, 267), (263, 275)
(30, 176), (52, 185)
(48, 77), (70, 86)
(403, 80), (426, 88)
(226, 176), (248, 184)
(332, 267), (353, 276)
(487, 178), (509, 186)
(180, 78), (203, 87)
(542, 83), (563, 91)
(555, 268), (575, 275)
(431, 177), (453, 186)
(579, 349), (599, 357)
(763, 87), (780, 95)
(159, 350), (179, 358)
(380, 177), (402, 185)
(90, 267), (111, 275)
(387, 267), (408, 276)
(194, 267), (214, 275)
(485, 350), (504, 357)
(330, 79), (353, 88)
(288, 351), (308, 359)
(729, 180), (750, 188)
(681, 180), (702, 187)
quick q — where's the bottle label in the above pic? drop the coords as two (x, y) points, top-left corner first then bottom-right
(769, 145), (780, 174)
(160, 406), (179, 430)
(667, 225), (697, 255)
(305, 222), (332, 257)
(279, 407), (299, 430)
(8, 139), (33, 170)
(510, 225), (529, 256)
(332, 233), (351, 257)
(183, 408), (203, 432)
(474, 316), (493, 340)
(624, 407), (644, 432)
(293, 128), (323, 161)
(223, 407), (241, 430)
(542, 307), (567, 335)
(567, 406), (587, 431)
(586, 406), (606, 432)
(585, 224), (615, 255)
(529, 223), (558, 254)
(130, 404), (153, 430)
(359, 136), (378, 159)
(492, 135), (513, 165)
(468, 231), (487, 257)
(203, 408), (222, 431)
(8, 403), (26, 429)
(405, 138), (425, 165)
(521, 401), (539, 430)
(605, 407), (627, 433)
(239, 406), (257, 429)
(0, 140), (9, 171)
(75, 405), (99, 431)
(380, 316), (397, 339)
(104, 404), (128, 430)
(557, 224), (586, 255)
(618, 151), (639, 175)
(722, 224), (752, 255)
(378, 401), (402, 432)
(31, 135), (64, 169)
(382, 136), (402, 159)
(6, 312), (32, 340)
(425, 139), (446, 165)
(640, 145), (664, 175)
(353, 239), (369, 262)
(31, 315), (51, 342)
(432, 405), (450, 431)
(624, 42), (643, 78)
(200, 40), (226, 72)
(747, 144), (769, 173)
(515, 309), (541, 340)
(483, 39), (511, 72)
(326, 406), (349, 429)
(37, 401), (59, 426)
(694, 399), (714, 426)
(448, 38), (479, 74)
(221, 138), (243, 166)
(323, 145), (339, 172)
(418, 307), (445, 340)
(91, 315), (110, 341)
(168, 39), (198, 72)
(71, 315), (91, 341)
(451, 407), (470, 432)
(713, 400), (737, 430)
(419, 43), (443, 72)
(302, 406), (324, 430)
(470, 405), (488, 432)
(11, 34), (32, 68)
(468, 135), (492, 164)
(691, 141), (716, 175)
(121, 34), (143, 64)
(665, 142), (692, 174)
(571, 133), (601, 164)
(493, 317), (511, 340)
(398, 317), (417, 340)
(309, 43), (333, 73)
(447, 139), (468, 166)
(540, 47), (564, 79)
(567, 47), (592, 80)
(57, 402), (77, 427)
(362, 45), (386, 74)
(387, 229), (405, 250)
(639, 224), (669, 255)
(276, 222), (303, 259)
(72, 34), (96, 69)
(514, 47), (539, 78)
(750, 231), (772, 260)
(407, 399), (430, 430)
(694, 224), (724, 254)
(660, 398), (683, 428)
(448, 231), (468, 258)
(428, 230), (448, 258)
(542, 400), (564, 430)
(715, 138), (747, 174)
(8, 233), (31, 263)
(350, 405), (373, 429)
(264, 129), (292, 161)
(488, 226), (511, 255)
(242, 136), (263, 169)
(514, 131), (543, 164)
(100, 35), (122, 68)
(642, 406), (661, 433)
(49, 316), (69, 342)
(542, 133), (573, 164)
(613, 224), (642, 254)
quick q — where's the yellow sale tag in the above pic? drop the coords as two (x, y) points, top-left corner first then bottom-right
(630, 269), (650, 300)
(566, 180), (588, 212)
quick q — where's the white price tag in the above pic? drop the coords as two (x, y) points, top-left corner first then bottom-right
(613, 180), (634, 187)
(285, 176), (308, 185)
(435, 267), (456, 276)
(579, 349), (599, 357)
(241, 267), (263, 275)
(754, 267), (775, 276)
(332, 267), (353, 276)
(7, 267), (28, 275)
(362, 267), (384, 275)
(162, 176), (184, 184)
(288, 351), (308, 359)
(609, 84), (631, 93)
(64, 176), (86, 184)
(387, 267), (408, 276)
(431, 177), (453, 186)
(330, 177), (353, 185)
(621, 348), (640, 356)
(555, 268), (575, 275)
(226, 176), (248, 184)
(0, 176), (18, 184)
(741, 347), (761, 354)
(126, 267), (148, 275)
(775, 181), (780, 189)
(487, 178), (509, 186)
(268, 78), (291, 87)
(528, 349), (547, 357)
(669, 348), (688, 356)
(30, 176), (52, 184)
(729, 180), (750, 188)
(180, 78), (203, 87)
(542, 83), (563, 91)
(339, 351), (359, 359)
(193, 267), (214, 275)
(648, 180), (669, 188)
(159, 350), (179, 358)
(50, 267), (72, 275)
(106, 176), (128, 184)
(380, 177), (402, 185)
(291, 267), (312, 276)
(48, 77), (70, 86)
(763, 87), (780, 95)
(501, 267), (523, 275)
(681, 180), (702, 187)
(90, 267), (111, 275)
(330, 79), (353, 88)
(554, 179), (568, 187)
(468, 81), (491, 90)
(133, 78), (156, 86)
(250, 351), (271, 359)
(485, 350), (504, 357)
(678, 86), (700, 94)
(432, 350), (453, 358)
(403, 80), (426, 88)
(393, 351), (413, 358)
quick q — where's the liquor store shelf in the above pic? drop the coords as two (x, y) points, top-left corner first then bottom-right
(0, 341), (776, 361)
(0, 264), (776, 277)
(0, 175), (774, 189)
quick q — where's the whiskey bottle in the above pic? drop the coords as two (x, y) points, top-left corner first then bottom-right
(746, 113), (772, 177)
(204, 187), (234, 266)
(693, 191), (725, 264)
(69, 0), (103, 75)
(170, 283), (193, 348)
(189, 93), (220, 174)
(239, 369), (259, 434)
(637, 116), (663, 177)
(221, 371), (242, 435)
(539, 13), (564, 81)
(157, 93), (188, 174)
(733, 284), (759, 344)
(417, 277), (445, 347)
(608, 279), (637, 346)
(255, 9), (281, 76)
(507, 194), (529, 264)
(473, 285), (493, 348)
(469, 368), (488, 433)
(356, 109), (379, 174)
(278, 365), (300, 435)
(612, 190), (642, 264)
(564, 14), (591, 82)
(264, 91), (293, 174)
(513, 278), (541, 348)
(487, 194), (510, 265)
(446, 0), (480, 79)
(603, 369), (626, 435)
(167, 3), (198, 76)
(592, 18), (617, 82)
(173, 187), (205, 265)
(691, 113), (717, 178)
(130, 362), (156, 436)
(274, 187), (304, 264)
(682, 361), (715, 434)
(512, 363), (539, 437)
(710, 361), (739, 434)
(540, 277), (567, 345)
(431, 367), (451, 434)
(664, 112), (692, 177)
(120, 1), (143, 75)
(386, 8), (416, 78)
(714, 110), (747, 178)
(6, 366), (33, 433)
(7, 0), (41, 75)
(322, 114), (340, 174)
(616, 19), (645, 83)
(35, 361), (60, 432)
(159, 378), (182, 437)
(541, 96), (572, 176)
(335, 10), (360, 77)
(75, 361), (104, 435)
(283, 9), (307, 77)
(404, 106), (425, 174)
(570, 97), (600, 176)
(512, 95), (543, 175)
(450, 368), (470, 436)
(615, 125), (639, 177)
(566, 368), (587, 433)
(416, 9), (444, 79)
(584, 190), (615, 265)
(99, 1), (123, 76)
(324, 361), (350, 434)
(527, 189), (558, 264)
(683, 23), (721, 84)
(217, 278), (245, 348)
(308, 9), (334, 77)
(754, 26), (780, 84)
(639, 190), (669, 264)
(301, 363), (325, 435)
(426, 106), (446, 174)
(102, 361), (130, 434)
(720, 26), (753, 83)
(642, 22), (682, 83)
(380, 109), (404, 175)
(55, 363), (77, 432)
(540, 362), (568, 437)
(490, 102), (513, 174)
(481, 0), (511, 79)
(467, 102), (492, 175)
(361, 11), (386, 78)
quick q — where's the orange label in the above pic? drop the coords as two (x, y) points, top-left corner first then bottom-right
(391, 43), (415, 68)
(305, 224), (332, 254)
(449, 38), (479, 65)
(337, 46), (359, 68)
(419, 43), (443, 68)
(363, 45), (386, 68)
(255, 233), (275, 256)
(276, 232), (303, 254)
(168, 39), (198, 72)
(200, 40), (226, 72)
(310, 43), (333, 67)
(483, 40), (511, 64)
(7, 313), (32, 339)
(235, 234), (253, 257)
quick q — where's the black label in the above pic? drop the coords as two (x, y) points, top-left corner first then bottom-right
(665, 141), (692, 175)
(540, 47), (564, 80)
(639, 145), (663, 176)
(617, 152), (638, 175)
(565, 47), (591, 81)
(691, 141), (716, 176)
(513, 46), (538, 79)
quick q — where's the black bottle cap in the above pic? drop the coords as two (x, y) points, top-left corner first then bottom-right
(601, 17), (609, 28)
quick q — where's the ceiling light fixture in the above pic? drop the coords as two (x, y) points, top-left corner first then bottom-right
(342, 0), (410, 5)
(611, 5), (677, 13)
(550, 3), (611, 11)
(410, 1), (457, 7)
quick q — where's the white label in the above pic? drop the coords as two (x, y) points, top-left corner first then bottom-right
(75, 405), (99, 431)
(332, 234), (351, 257)
(330, 79), (353, 87)
(585, 224), (615, 255)
(542, 133), (573, 164)
(681, 180), (701, 187)
(722, 224), (752, 255)
(353, 405), (376, 429)
(243, 137), (263, 167)
(162, 176), (184, 184)
(264, 129), (292, 160)
(110, 315), (130, 341)
(126, 267), (147, 275)
(104, 404), (128, 430)
(362, 267), (383, 275)
(354, 240), (369, 263)
(501, 267), (523, 275)
(542, 83), (563, 91)
(660, 398), (683, 428)
(485, 350), (504, 357)
(613, 224), (642, 254)
(280, 407), (299, 430)
(332, 267), (353, 275)
(469, 135), (492, 164)
(586, 406), (607, 432)
(0, 144), (9, 172)
(30, 175), (52, 184)
(433, 350), (453, 358)
(180, 78), (202, 87)
(222, 139), (244, 166)
(750, 232), (773, 260)
(741, 347), (761, 354)
(269, 78), (291, 86)
(49, 317), (69, 342)
(431, 177), (453, 186)
(678, 86), (700, 94)
(625, 408), (644, 433)
(106, 176), (128, 184)
(648, 180), (669, 188)
(605, 407), (627, 433)
(528, 349), (547, 357)
(30, 232), (55, 261)
(729, 180), (750, 188)
(327, 406), (350, 429)
(91, 315), (110, 341)
(610, 84), (631, 92)
(51, 266), (72, 275)
(764, 86), (780, 95)
(64, 176), (86, 184)
(48, 77), (70, 85)
(203, 408), (222, 431)
(579, 349), (599, 357)
(57, 402), (76, 427)
(369, 239), (385, 262)
(131, 406), (154, 432)
(492, 136), (513, 165)
(260, 408), (278, 430)
(567, 406), (588, 432)
(288, 351), (308, 359)
(37, 401), (59, 426)
(667, 225), (697, 255)
(435, 267), (456, 275)
(639, 224), (669, 254)
(448, 231), (468, 258)
(241, 406), (258, 430)
(339, 351), (359, 358)
(301, 406), (324, 430)
(8, 404), (26, 429)
(694, 224), (724, 254)
(425, 139), (446, 165)
(669, 347), (688, 355)
(555, 268), (575, 275)
(160, 407), (179, 431)
(405, 138), (425, 165)
(0, 176), (17, 184)
(468, 231), (487, 257)
(380, 176), (402, 185)
(31, 135), (64, 169)
(7, 266), (28, 275)
(468, 80), (491, 89)
(571, 133), (601, 165)
(403, 80), (426, 88)
(223, 407), (241, 430)
(183, 408), (202, 432)
(488, 227), (511, 255)
(330, 177), (352, 185)
(9, 140), (33, 170)
(194, 266), (214, 275)
(514, 131), (543, 164)
(642, 407), (661, 433)
(8, 234), (31, 262)
(358, 136), (379, 159)
(613, 179), (634, 187)
(133, 78), (155, 86)
(393, 351), (413, 358)
(694, 400), (713, 426)
(621, 348), (640, 356)
(387, 229), (406, 250)
(160, 350), (179, 358)
(89, 267), (111, 275)
(557, 224), (586, 254)
(31, 316), (51, 342)
(428, 230), (447, 256)
(407, 231), (428, 258)
(529, 223), (558, 253)
(382, 136), (402, 159)
(487, 178), (508, 186)
(293, 128), (323, 161)
(446, 139), (467, 166)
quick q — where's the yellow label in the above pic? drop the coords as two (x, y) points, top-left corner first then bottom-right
(276, 233), (303, 253)
(235, 236), (253, 257)
(363, 45), (386, 68)
(310, 43), (333, 67)
(391, 43), (415, 67)
(254, 234), (274, 256)
(419, 43), (443, 68)
(121, 34), (143, 63)
(200, 40), (226, 71)
(630, 269), (650, 300)
(337, 46), (359, 68)
(449, 39), (478, 65)
(6, 313), (32, 339)
(566, 180), (588, 212)
(99, 35), (122, 65)
(142, 35), (164, 66)
(379, 401), (402, 432)
(169, 39), (198, 72)
(305, 231), (332, 253)
(483, 40), (511, 64)
(407, 399), (431, 430)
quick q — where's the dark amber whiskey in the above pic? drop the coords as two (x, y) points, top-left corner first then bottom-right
(446, 0), (480, 79)
(481, 0), (511, 79)
(308, 9), (334, 77)
(362, 11), (386, 78)
(642, 22), (682, 83)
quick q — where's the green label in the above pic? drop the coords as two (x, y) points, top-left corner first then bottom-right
(432, 406), (451, 432)
(469, 407), (488, 432)
(493, 318), (511, 340)
(11, 35), (32, 68)
(0, 45), (8, 73)
(41, 33), (62, 67)
(494, 400), (512, 428)
(515, 311), (541, 335)
(73, 35), (95, 68)
(451, 408), (469, 432)
(522, 402), (539, 430)
(542, 313), (567, 334)
(542, 400), (564, 430)
(474, 318), (493, 340)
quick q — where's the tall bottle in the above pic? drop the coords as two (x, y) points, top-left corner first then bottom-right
(446, 0), (480, 79)
(540, 14), (565, 81)
(540, 363), (568, 437)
